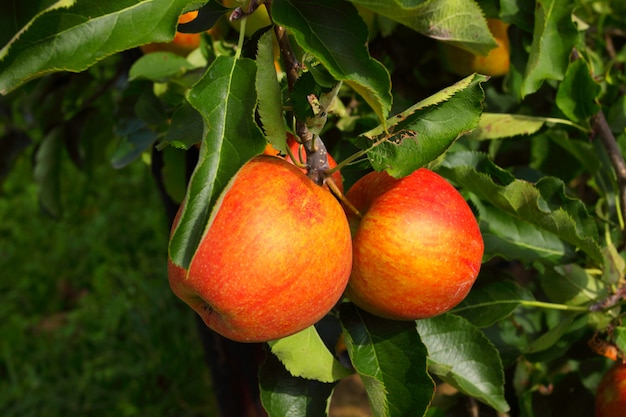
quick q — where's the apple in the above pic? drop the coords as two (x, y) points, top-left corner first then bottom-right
(440, 18), (510, 77)
(596, 361), (626, 417)
(168, 155), (352, 342)
(140, 11), (227, 56)
(343, 168), (484, 320)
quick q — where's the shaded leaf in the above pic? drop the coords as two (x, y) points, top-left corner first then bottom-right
(438, 151), (603, 266)
(521, 0), (579, 97)
(163, 102), (204, 149)
(351, 0), (497, 55)
(556, 59), (601, 124)
(536, 264), (605, 306)
(272, 0), (392, 123)
(339, 303), (434, 417)
(523, 312), (588, 362)
(268, 326), (352, 383)
(260, 350), (335, 417)
(33, 126), (64, 217)
(452, 281), (536, 328)
(111, 119), (158, 169)
(416, 314), (509, 412)
(473, 197), (577, 265)
(168, 55), (266, 269)
(359, 74), (487, 178)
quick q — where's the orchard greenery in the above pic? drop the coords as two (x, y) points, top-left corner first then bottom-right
(2, 0), (626, 416)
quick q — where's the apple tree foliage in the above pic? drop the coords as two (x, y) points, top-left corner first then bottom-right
(2, 0), (626, 415)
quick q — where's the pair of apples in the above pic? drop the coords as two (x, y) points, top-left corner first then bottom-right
(168, 141), (484, 343)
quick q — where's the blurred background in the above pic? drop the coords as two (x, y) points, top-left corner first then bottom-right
(0, 151), (218, 416)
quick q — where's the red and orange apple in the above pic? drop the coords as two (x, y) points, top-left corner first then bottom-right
(343, 168), (484, 320)
(596, 361), (626, 417)
(168, 155), (352, 342)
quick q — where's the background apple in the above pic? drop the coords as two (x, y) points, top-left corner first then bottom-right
(596, 361), (626, 417)
(344, 168), (484, 320)
(168, 155), (352, 342)
(140, 10), (226, 56)
(439, 18), (511, 77)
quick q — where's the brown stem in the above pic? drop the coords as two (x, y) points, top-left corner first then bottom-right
(268, 3), (330, 186)
(593, 110), (626, 242)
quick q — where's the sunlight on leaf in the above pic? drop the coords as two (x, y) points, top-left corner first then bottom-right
(0, 0), (195, 94)
(169, 55), (265, 269)
(268, 326), (352, 383)
(359, 74), (487, 178)
(417, 314), (510, 412)
(351, 0), (497, 54)
(340, 304), (434, 417)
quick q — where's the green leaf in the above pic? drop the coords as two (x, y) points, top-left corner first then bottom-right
(438, 151), (604, 266)
(0, 0), (196, 94)
(268, 326), (352, 383)
(339, 303), (434, 417)
(416, 313), (509, 413)
(351, 0), (497, 55)
(452, 281), (536, 328)
(272, 0), (392, 123)
(0, 0), (75, 56)
(472, 197), (577, 265)
(614, 326), (626, 354)
(467, 113), (586, 141)
(128, 52), (199, 82)
(160, 146), (189, 204)
(360, 74), (487, 178)
(33, 126), (64, 218)
(521, 0), (579, 97)
(255, 30), (286, 153)
(163, 101), (204, 149)
(168, 55), (266, 269)
(536, 263), (605, 306)
(259, 350), (335, 417)
(556, 59), (601, 124)
(523, 312), (587, 361)
(111, 119), (158, 169)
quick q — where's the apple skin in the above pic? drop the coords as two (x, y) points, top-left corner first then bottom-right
(344, 168), (484, 320)
(168, 155), (352, 342)
(440, 18), (510, 77)
(596, 361), (626, 417)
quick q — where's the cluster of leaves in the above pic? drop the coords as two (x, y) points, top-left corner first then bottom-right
(2, 0), (626, 416)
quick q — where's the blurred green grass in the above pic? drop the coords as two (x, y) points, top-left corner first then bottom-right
(0, 152), (217, 416)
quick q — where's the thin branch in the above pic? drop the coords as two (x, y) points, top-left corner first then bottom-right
(268, 3), (329, 186)
(593, 110), (626, 243)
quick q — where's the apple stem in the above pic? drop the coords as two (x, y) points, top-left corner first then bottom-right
(326, 177), (363, 219)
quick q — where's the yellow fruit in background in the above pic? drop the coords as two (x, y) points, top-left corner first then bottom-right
(141, 11), (226, 56)
(440, 18), (511, 77)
